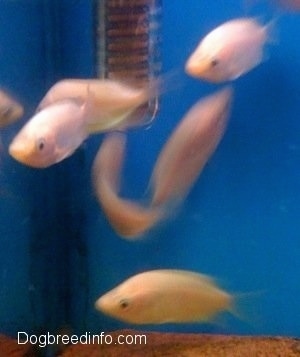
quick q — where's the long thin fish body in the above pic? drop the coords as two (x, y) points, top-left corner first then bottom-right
(0, 90), (24, 128)
(95, 269), (233, 324)
(38, 78), (160, 132)
(185, 18), (270, 82)
(93, 132), (127, 191)
(150, 87), (232, 207)
(96, 179), (161, 239)
(92, 133), (161, 239)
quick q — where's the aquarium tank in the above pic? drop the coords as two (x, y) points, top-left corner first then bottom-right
(0, 0), (299, 353)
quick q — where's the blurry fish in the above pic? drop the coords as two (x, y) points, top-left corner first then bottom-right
(37, 77), (161, 132)
(95, 269), (234, 324)
(149, 87), (232, 207)
(96, 180), (162, 239)
(0, 89), (23, 128)
(185, 18), (273, 82)
(93, 132), (126, 192)
(92, 133), (162, 239)
(9, 98), (89, 168)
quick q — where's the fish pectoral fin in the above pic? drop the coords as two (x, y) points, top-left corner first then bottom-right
(87, 106), (151, 133)
(86, 110), (133, 133)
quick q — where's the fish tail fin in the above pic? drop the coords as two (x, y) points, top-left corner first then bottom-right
(264, 14), (280, 44)
(148, 68), (183, 96)
(157, 68), (185, 99)
(138, 68), (184, 128)
(229, 290), (266, 329)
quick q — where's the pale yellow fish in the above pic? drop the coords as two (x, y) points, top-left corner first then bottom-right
(95, 269), (234, 324)
(9, 98), (89, 168)
(0, 89), (24, 128)
(149, 87), (232, 207)
(92, 133), (162, 239)
(37, 78), (160, 132)
(185, 18), (272, 82)
(93, 132), (126, 192)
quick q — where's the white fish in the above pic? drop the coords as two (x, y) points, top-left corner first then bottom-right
(185, 18), (272, 82)
(37, 78), (160, 132)
(149, 87), (232, 207)
(92, 133), (162, 239)
(9, 98), (89, 168)
(0, 89), (23, 128)
(95, 269), (234, 324)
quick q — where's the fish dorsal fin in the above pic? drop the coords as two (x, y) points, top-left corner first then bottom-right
(157, 269), (217, 287)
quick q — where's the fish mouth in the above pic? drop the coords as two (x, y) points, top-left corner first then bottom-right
(9, 139), (36, 167)
(185, 57), (211, 78)
(185, 57), (226, 83)
(94, 295), (109, 313)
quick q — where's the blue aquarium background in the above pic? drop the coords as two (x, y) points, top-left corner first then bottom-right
(0, 0), (299, 339)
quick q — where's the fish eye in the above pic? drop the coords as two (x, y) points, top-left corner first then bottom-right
(36, 138), (46, 151)
(210, 58), (219, 67)
(119, 299), (130, 310)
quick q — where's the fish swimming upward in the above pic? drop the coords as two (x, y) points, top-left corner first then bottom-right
(9, 98), (89, 168)
(95, 269), (234, 324)
(0, 89), (23, 128)
(149, 87), (232, 207)
(93, 88), (232, 237)
(37, 77), (161, 132)
(185, 18), (273, 82)
(92, 133), (162, 239)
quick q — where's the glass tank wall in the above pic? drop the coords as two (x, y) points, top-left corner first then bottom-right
(0, 0), (299, 340)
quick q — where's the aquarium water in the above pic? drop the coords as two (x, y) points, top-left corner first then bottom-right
(0, 0), (299, 343)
